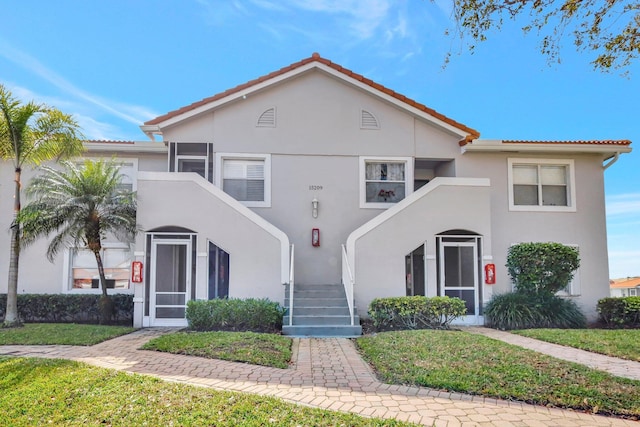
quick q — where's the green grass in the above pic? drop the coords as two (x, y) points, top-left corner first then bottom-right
(0, 323), (135, 346)
(0, 357), (415, 427)
(357, 330), (640, 418)
(513, 328), (640, 362)
(142, 331), (293, 369)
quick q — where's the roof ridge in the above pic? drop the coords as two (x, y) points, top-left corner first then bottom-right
(144, 53), (480, 139)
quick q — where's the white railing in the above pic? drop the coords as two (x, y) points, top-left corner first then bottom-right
(341, 244), (355, 326)
(288, 244), (294, 326)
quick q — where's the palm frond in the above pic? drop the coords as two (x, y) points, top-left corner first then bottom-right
(19, 159), (138, 262)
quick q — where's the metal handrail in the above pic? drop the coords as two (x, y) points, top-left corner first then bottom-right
(341, 244), (355, 326)
(288, 244), (294, 326)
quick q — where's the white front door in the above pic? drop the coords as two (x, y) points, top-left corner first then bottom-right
(439, 241), (480, 324)
(150, 239), (191, 326)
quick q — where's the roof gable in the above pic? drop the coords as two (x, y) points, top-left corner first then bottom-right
(143, 53), (479, 141)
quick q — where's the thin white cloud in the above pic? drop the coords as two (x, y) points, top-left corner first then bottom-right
(606, 193), (640, 216)
(0, 37), (157, 125)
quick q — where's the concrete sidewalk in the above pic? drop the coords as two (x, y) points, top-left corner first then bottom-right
(1, 328), (638, 426)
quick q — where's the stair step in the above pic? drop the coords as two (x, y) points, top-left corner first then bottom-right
(282, 324), (362, 337)
(290, 306), (352, 316)
(285, 297), (348, 307)
(286, 284), (344, 291)
(284, 314), (360, 326)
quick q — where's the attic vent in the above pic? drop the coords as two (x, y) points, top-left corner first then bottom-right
(257, 107), (276, 128)
(361, 109), (379, 129)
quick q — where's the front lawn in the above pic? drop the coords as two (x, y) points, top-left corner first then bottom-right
(0, 323), (135, 346)
(0, 357), (414, 427)
(513, 328), (640, 361)
(142, 331), (292, 369)
(357, 330), (640, 418)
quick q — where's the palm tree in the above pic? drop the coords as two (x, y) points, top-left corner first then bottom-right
(0, 84), (84, 327)
(19, 159), (137, 325)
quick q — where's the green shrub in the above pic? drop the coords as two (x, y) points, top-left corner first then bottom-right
(597, 297), (640, 327)
(0, 294), (133, 325)
(368, 296), (467, 331)
(507, 242), (580, 296)
(186, 298), (286, 332)
(485, 292), (586, 330)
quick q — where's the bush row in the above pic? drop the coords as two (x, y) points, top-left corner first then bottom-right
(368, 296), (467, 331)
(484, 292), (586, 330)
(186, 298), (286, 332)
(0, 294), (133, 325)
(597, 297), (640, 327)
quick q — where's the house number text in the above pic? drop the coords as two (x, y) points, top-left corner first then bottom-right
(309, 185), (323, 190)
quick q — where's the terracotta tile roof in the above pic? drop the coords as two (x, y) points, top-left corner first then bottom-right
(144, 53), (480, 139)
(501, 140), (632, 146)
(85, 140), (136, 145)
(610, 277), (640, 288)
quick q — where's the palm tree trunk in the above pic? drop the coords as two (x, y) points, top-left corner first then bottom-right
(4, 169), (22, 327)
(92, 249), (113, 325)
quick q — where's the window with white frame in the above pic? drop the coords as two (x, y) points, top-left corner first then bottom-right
(216, 154), (271, 207)
(360, 157), (412, 208)
(630, 288), (638, 296)
(68, 246), (132, 290)
(508, 158), (575, 211)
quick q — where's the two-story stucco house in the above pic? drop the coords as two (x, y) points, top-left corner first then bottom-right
(0, 54), (631, 335)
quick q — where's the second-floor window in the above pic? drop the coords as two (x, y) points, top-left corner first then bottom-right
(216, 153), (271, 207)
(508, 158), (576, 212)
(360, 157), (412, 208)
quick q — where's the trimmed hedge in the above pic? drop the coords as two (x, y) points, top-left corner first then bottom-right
(368, 296), (467, 331)
(0, 294), (133, 325)
(598, 296), (640, 327)
(186, 298), (286, 333)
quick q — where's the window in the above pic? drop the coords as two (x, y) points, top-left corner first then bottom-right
(216, 154), (271, 207)
(508, 158), (576, 212)
(68, 246), (132, 290)
(360, 157), (412, 208)
(208, 241), (230, 299)
(630, 288), (638, 296)
(168, 142), (214, 182)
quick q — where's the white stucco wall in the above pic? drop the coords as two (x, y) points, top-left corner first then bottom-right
(136, 172), (289, 306)
(159, 70), (466, 286)
(456, 152), (611, 320)
(347, 178), (492, 317)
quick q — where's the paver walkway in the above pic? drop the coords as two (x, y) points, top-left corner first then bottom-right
(1, 328), (638, 427)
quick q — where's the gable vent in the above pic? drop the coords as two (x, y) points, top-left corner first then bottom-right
(257, 107), (276, 127)
(361, 109), (380, 129)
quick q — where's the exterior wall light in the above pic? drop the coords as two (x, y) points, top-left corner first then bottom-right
(312, 198), (319, 218)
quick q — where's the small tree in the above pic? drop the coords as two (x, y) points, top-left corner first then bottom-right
(0, 84), (84, 327)
(506, 242), (580, 296)
(486, 242), (585, 329)
(19, 159), (137, 324)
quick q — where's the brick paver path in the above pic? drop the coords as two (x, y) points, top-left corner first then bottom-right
(1, 328), (638, 426)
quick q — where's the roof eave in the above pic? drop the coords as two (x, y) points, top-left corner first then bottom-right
(462, 141), (632, 155)
(85, 141), (167, 154)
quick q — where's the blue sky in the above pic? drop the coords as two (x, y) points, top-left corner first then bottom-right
(2, 1), (639, 278)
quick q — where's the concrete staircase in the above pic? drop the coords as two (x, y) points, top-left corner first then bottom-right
(282, 283), (362, 337)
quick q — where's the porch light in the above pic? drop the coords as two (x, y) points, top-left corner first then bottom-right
(312, 198), (319, 218)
